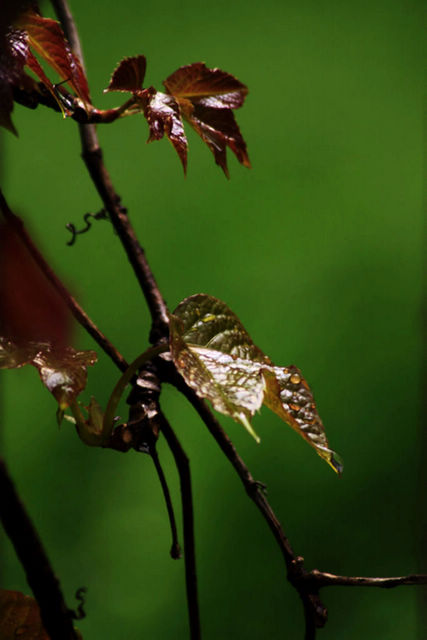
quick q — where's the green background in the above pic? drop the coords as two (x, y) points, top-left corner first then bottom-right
(1, 0), (424, 638)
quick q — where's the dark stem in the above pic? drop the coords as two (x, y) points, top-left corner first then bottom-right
(0, 189), (128, 372)
(158, 414), (201, 640)
(0, 458), (79, 640)
(52, 0), (169, 343)
(150, 446), (181, 559)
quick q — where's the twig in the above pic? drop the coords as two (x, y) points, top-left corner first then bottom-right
(51, 0), (169, 343)
(0, 189), (128, 372)
(150, 446), (181, 559)
(0, 458), (79, 640)
(158, 414), (201, 640)
(163, 360), (427, 637)
(308, 571), (427, 589)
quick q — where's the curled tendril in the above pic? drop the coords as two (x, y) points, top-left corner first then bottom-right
(66, 209), (109, 246)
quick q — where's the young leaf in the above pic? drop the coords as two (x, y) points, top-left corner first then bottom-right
(16, 9), (91, 106)
(0, 220), (97, 410)
(135, 87), (188, 172)
(0, 337), (97, 410)
(164, 63), (250, 177)
(169, 294), (342, 474)
(105, 55), (147, 93)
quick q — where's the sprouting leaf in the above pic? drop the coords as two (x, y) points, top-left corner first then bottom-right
(105, 55), (147, 93)
(0, 337), (97, 410)
(16, 10), (91, 106)
(0, 589), (83, 639)
(170, 294), (342, 474)
(164, 63), (250, 177)
(104, 59), (249, 176)
(135, 87), (188, 172)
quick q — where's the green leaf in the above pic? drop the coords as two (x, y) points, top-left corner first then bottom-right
(170, 294), (342, 474)
(0, 337), (97, 410)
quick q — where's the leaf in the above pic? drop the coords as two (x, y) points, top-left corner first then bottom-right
(164, 63), (250, 177)
(0, 589), (50, 640)
(105, 55), (146, 93)
(16, 9), (91, 106)
(135, 87), (188, 172)
(0, 221), (72, 347)
(170, 294), (342, 474)
(0, 337), (97, 410)
(0, 589), (83, 639)
(103, 59), (249, 175)
(0, 27), (28, 134)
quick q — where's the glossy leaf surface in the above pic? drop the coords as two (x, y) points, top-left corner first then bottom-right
(170, 294), (342, 473)
(164, 63), (250, 177)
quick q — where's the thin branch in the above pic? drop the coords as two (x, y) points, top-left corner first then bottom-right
(0, 189), (128, 372)
(0, 458), (79, 640)
(158, 414), (201, 640)
(150, 446), (181, 559)
(51, 0), (169, 343)
(13, 83), (138, 124)
(308, 571), (427, 589)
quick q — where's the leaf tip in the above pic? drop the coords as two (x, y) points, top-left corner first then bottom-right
(237, 412), (261, 443)
(329, 451), (344, 476)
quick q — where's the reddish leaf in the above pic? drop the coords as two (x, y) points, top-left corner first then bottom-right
(164, 63), (250, 177)
(0, 337), (97, 410)
(0, 27), (28, 134)
(0, 590), (50, 640)
(164, 62), (248, 108)
(105, 55), (146, 93)
(136, 87), (188, 172)
(0, 221), (71, 347)
(16, 10), (91, 105)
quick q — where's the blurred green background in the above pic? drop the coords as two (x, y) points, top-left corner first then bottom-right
(1, 0), (424, 638)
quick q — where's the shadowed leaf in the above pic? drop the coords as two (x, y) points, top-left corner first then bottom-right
(0, 221), (71, 347)
(0, 27), (28, 134)
(0, 590), (50, 640)
(0, 589), (83, 639)
(16, 10), (90, 105)
(136, 87), (187, 172)
(170, 294), (342, 473)
(105, 55), (146, 93)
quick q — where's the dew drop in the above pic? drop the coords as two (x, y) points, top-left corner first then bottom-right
(290, 372), (301, 384)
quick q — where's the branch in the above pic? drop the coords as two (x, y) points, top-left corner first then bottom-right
(51, 0), (169, 343)
(308, 570), (427, 589)
(0, 189), (128, 372)
(13, 83), (139, 124)
(0, 458), (79, 639)
(158, 414), (201, 640)
(162, 360), (427, 637)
